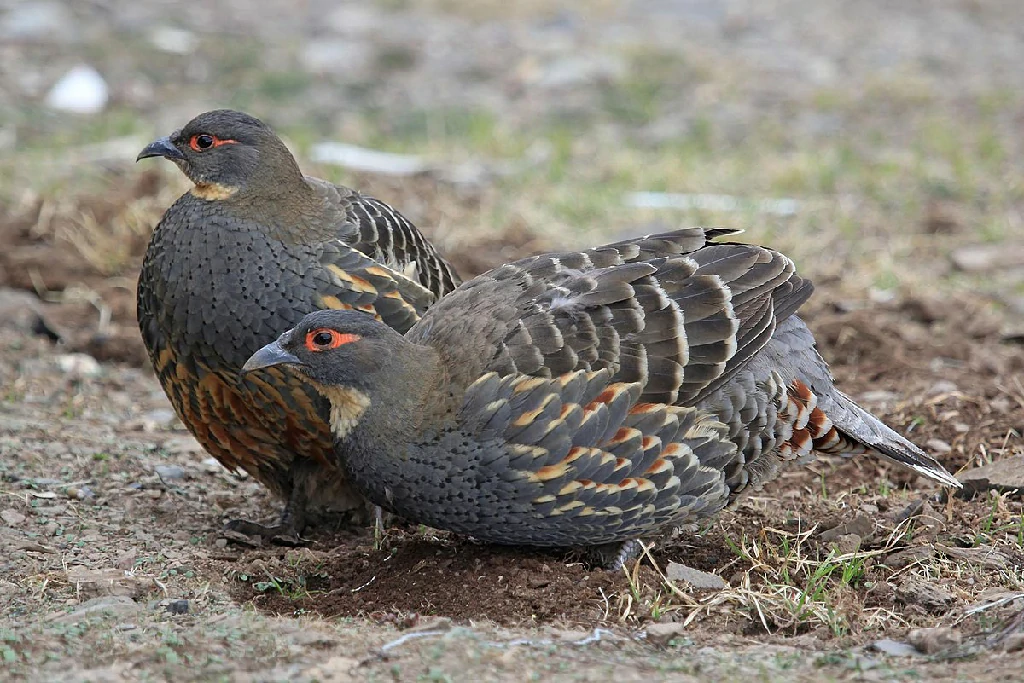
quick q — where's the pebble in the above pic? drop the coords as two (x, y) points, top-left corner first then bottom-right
(666, 562), (727, 590)
(958, 455), (1024, 500)
(1002, 633), (1024, 653)
(1, 508), (26, 526)
(148, 27), (197, 55)
(645, 621), (686, 646)
(895, 577), (955, 611)
(907, 627), (961, 655)
(55, 352), (101, 379)
(871, 639), (921, 658)
(48, 595), (140, 623)
(201, 457), (224, 474)
(45, 65), (108, 115)
(154, 465), (186, 482)
(165, 599), (189, 615)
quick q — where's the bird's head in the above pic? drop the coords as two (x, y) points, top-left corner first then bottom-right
(136, 109), (303, 201)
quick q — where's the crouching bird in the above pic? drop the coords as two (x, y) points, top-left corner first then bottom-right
(136, 109), (461, 543)
(242, 228), (961, 566)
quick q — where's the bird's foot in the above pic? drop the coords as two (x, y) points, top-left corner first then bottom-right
(577, 539), (644, 571)
(222, 518), (308, 547)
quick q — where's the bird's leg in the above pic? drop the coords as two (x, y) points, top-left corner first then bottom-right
(374, 507), (385, 548)
(579, 539), (642, 571)
(223, 465), (310, 546)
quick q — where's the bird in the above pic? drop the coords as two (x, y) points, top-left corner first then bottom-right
(135, 109), (462, 542)
(241, 227), (961, 566)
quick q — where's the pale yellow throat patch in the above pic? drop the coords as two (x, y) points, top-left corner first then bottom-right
(190, 182), (239, 201)
(318, 385), (371, 439)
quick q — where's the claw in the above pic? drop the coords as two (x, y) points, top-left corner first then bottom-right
(223, 518), (309, 546)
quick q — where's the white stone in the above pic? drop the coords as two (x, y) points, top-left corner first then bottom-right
(45, 65), (108, 114)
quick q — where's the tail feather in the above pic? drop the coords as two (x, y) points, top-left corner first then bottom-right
(760, 316), (961, 489)
(817, 387), (962, 489)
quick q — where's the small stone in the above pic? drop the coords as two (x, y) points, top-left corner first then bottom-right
(871, 639), (922, 658)
(645, 621), (686, 646)
(148, 27), (197, 55)
(1001, 633), (1024, 653)
(48, 595), (139, 623)
(666, 562), (727, 590)
(66, 485), (94, 500)
(45, 65), (108, 115)
(200, 457), (223, 474)
(1, 508), (26, 526)
(907, 627), (961, 655)
(828, 533), (862, 555)
(136, 409), (178, 431)
(55, 353), (101, 378)
(66, 567), (154, 599)
(115, 550), (137, 570)
(895, 577), (955, 612)
(884, 546), (935, 569)
(165, 436), (203, 456)
(957, 456), (1024, 499)
(819, 514), (874, 542)
(951, 242), (1024, 272)
(303, 656), (360, 681)
(935, 543), (1011, 570)
(154, 465), (186, 482)
(165, 599), (189, 615)
(926, 380), (959, 395)
(926, 439), (952, 454)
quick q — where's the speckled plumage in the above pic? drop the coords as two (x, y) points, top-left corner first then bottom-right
(244, 227), (960, 560)
(136, 110), (460, 538)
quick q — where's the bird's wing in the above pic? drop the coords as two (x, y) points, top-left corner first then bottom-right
(312, 239), (439, 335)
(308, 178), (461, 301)
(407, 227), (812, 404)
(389, 367), (736, 547)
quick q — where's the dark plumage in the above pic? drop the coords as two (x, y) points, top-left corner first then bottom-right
(242, 228), (960, 564)
(136, 109), (461, 541)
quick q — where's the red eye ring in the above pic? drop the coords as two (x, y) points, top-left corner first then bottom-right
(304, 328), (361, 351)
(189, 134), (236, 151)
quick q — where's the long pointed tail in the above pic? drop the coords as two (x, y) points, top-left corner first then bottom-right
(785, 378), (961, 488)
(764, 315), (961, 489)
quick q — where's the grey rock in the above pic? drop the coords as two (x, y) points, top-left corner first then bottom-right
(896, 577), (955, 611)
(958, 456), (1024, 499)
(154, 465), (186, 482)
(871, 639), (922, 657)
(645, 621), (686, 646)
(1, 509), (26, 526)
(48, 595), (140, 623)
(666, 562), (727, 590)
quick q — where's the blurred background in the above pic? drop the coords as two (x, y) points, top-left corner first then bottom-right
(2, 0), (1023, 357)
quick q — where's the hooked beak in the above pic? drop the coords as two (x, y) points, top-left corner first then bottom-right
(136, 135), (185, 162)
(242, 340), (301, 374)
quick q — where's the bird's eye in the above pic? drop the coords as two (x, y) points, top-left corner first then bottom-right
(189, 134), (216, 151)
(304, 328), (361, 352)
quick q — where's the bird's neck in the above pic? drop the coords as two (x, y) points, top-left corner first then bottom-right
(204, 174), (335, 243)
(326, 344), (455, 501)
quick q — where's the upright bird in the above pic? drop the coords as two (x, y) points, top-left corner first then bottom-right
(136, 109), (461, 542)
(243, 228), (960, 566)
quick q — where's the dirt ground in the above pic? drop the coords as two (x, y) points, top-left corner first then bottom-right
(3, 0), (1024, 681)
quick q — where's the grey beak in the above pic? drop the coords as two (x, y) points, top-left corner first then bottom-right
(137, 136), (185, 162)
(242, 341), (301, 374)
